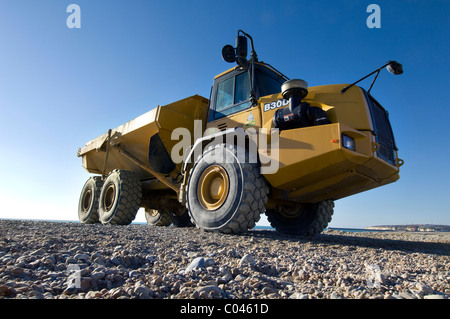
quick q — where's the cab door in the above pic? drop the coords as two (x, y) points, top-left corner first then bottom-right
(206, 69), (261, 133)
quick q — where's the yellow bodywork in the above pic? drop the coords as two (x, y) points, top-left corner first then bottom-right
(207, 84), (401, 205)
(79, 82), (401, 205)
(78, 95), (209, 192)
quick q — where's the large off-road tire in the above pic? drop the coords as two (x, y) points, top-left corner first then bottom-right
(266, 200), (334, 236)
(145, 208), (172, 226)
(98, 169), (142, 225)
(186, 144), (267, 234)
(171, 209), (195, 227)
(78, 176), (103, 224)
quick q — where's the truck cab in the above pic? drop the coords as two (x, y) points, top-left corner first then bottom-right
(207, 63), (286, 130)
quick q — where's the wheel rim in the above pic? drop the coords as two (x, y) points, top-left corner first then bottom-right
(197, 165), (229, 210)
(103, 183), (116, 212)
(145, 208), (159, 217)
(82, 189), (92, 212)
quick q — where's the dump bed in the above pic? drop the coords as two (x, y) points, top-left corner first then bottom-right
(78, 95), (209, 189)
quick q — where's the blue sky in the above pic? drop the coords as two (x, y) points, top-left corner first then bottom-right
(0, 0), (449, 228)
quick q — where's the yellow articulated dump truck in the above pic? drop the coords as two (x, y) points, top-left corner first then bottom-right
(77, 30), (404, 235)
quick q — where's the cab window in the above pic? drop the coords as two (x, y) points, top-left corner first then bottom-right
(235, 72), (250, 104)
(211, 71), (251, 121)
(216, 77), (234, 111)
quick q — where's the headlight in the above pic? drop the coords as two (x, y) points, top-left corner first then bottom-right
(342, 134), (356, 152)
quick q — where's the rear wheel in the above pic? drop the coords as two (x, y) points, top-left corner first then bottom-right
(78, 176), (103, 224)
(266, 200), (334, 236)
(186, 144), (267, 234)
(98, 169), (142, 225)
(171, 209), (195, 227)
(145, 208), (172, 226)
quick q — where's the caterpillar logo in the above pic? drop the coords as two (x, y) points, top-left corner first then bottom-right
(264, 99), (289, 112)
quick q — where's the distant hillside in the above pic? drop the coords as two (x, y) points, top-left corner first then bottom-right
(366, 224), (450, 232)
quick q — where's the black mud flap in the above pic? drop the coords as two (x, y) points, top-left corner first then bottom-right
(148, 133), (176, 174)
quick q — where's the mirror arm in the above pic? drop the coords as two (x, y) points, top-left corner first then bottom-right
(238, 30), (258, 105)
(367, 69), (381, 94)
(341, 63), (388, 94)
(238, 30), (257, 62)
(250, 59), (257, 105)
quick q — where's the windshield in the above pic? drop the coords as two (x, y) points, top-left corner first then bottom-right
(256, 66), (286, 97)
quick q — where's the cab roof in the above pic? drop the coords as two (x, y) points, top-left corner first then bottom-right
(213, 62), (288, 81)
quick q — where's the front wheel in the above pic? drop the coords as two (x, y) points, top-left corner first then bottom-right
(266, 200), (334, 236)
(186, 144), (267, 234)
(98, 169), (142, 225)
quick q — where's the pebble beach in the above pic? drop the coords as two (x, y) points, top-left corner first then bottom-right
(0, 219), (449, 300)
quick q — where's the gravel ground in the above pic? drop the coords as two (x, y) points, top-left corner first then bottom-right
(0, 219), (449, 300)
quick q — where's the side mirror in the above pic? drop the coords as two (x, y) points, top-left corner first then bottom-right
(221, 32), (253, 67)
(235, 35), (248, 60)
(235, 35), (248, 67)
(386, 61), (403, 75)
(222, 45), (236, 63)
